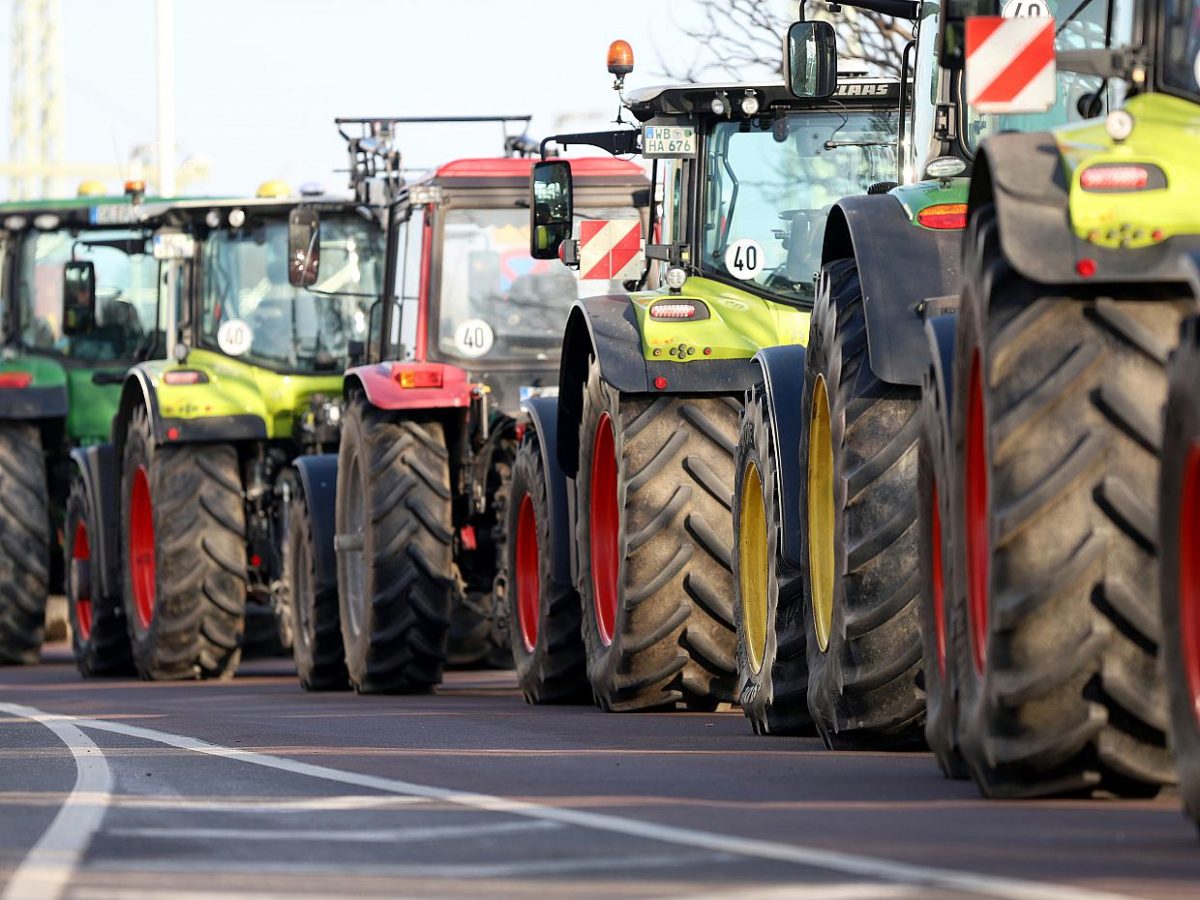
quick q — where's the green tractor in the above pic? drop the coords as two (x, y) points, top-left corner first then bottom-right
(0, 185), (181, 667)
(512, 42), (901, 712)
(69, 185), (385, 679)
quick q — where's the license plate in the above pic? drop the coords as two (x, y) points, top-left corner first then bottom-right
(642, 125), (697, 158)
(90, 204), (139, 225)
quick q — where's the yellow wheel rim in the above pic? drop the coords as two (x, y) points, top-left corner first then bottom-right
(808, 375), (835, 653)
(738, 460), (769, 673)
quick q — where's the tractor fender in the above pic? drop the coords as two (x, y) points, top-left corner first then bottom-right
(292, 453), (339, 600)
(0, 384), (67, 420)
(750, 344), (807, 573)
(345, 362), (473, 411)
(521, 395), (574, 588)
(972, 132), (1200, 288)
(822, 194), (962, 387)
(112, 368), (159, 466)
(68, 443), (122, 602)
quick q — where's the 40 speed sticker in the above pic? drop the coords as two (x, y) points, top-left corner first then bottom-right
(454, 318), (494, 358)
(217, 318), (253, 356)
(724, 239), (765, 281)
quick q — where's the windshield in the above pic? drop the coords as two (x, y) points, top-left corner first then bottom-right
(200, 216), (383, 373)
(702, 109), (899, 304)
(1163, 0), (1200, 101)
(16, 227), (158, 363)
(965, 0), (1132, 151)
(436, 206), (638, 363)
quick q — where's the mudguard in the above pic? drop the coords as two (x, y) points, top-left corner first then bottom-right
(522, 396), (573, 588)
(347, 362), (472, 411)
(68, 444), (122, 602)
(974, 132), (1200, 287)
(750, 344), (807, 573)
(293, 454), (339, 600)
(0, 385), (68, 420)
(923, 313), (958, 417)
(822, 195), (962, 387)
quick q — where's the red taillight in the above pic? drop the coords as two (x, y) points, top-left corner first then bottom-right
(917, 203), (968, 230)
(1076, 258), (1097, 278)
(650, 303), (697, 319)
(653, 376), (668, 390)
(396, 367), (444, 389)
(0, 371), (33, 388)
(1080, 165), (1150, 191)
(162, 369), (208, 385)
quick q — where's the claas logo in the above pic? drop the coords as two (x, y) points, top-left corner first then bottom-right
(834, 83), (896, 98)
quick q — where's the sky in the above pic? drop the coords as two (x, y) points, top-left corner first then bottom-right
(0, 0), (788, 200)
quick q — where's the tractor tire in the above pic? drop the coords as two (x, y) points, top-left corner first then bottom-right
(336, 400), (452, 693)
(799, 257), (925, 750)
(121, 406), (246, 680)
(287, 482), (348, 690)
(0, 423), (49, 664)
(576, 357), (738, 711)
(507, 436), (589, 703)
(447, 591), (509, 669)
(66, 473), (133, 676)
(916, 335), (968, 778)
(1160, 317), (1200, 832)
(733, 380), (812, 735)
(951, 203), (1181, 798)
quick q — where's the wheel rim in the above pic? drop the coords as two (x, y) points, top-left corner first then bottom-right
(1179, 444), (1200, 726)
(515, 492), (540, 653)
(293, 528), (313, 655)
(72, 519), (92, 641)
(590, 412), (619, 646)
(930, 479), (947, 678)
(965, 351), (989, 675)
(738, 460), (769, 673)
(343, 452), (366, 638)
(129, 465), (156, 631)
(807, 375), (835, 653)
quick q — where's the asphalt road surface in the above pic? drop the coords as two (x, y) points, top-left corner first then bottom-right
(3, 645), (1199, 900)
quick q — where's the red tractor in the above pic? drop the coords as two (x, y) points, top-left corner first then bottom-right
(287, 118), (649, 691)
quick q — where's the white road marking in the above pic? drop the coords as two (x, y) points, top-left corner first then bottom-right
(105, 820), (557, 843)
(110, 794), (427, 813)
(0, 703), (113, 900)
(16, 706), (1138, 900)
(679, 886), (922, 900)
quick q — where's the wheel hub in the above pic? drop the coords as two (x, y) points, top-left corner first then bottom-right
(515, 492), (540, 653)
(930, 480), (947, 678)
(129, 466), (156, 631)
(590, 413), (619, 646)
(1179, 444), (1200, 725)
(965, 351), (990, 675)
(808, 375), (835, 653)
(738, 460), (769, 673)
(71, 518), (93, 641)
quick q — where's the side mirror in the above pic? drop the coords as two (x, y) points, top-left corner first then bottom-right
(288, 207), (320, 288)
(938, 0), (999, 69)
(530, 160), (573, 260)
(63, 261), (96, 336)
(785, 21), (837, 99)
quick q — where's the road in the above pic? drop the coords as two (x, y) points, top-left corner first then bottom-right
(2, 644), (1198, 900)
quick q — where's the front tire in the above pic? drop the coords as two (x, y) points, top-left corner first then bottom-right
(121, 406), (246, 680)
(287, 482), (348, 690)
(0, 423), (49, 664)
(799, 257), (925, 750)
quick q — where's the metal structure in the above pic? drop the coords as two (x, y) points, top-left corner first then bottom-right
(8, 0), (65, 199)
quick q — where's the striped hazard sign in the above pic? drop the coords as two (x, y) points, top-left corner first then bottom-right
(579, 219), (643, 281)
(965, 15), (1056, 114)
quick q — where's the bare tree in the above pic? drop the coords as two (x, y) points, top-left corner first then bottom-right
(656, 0), (911, 82)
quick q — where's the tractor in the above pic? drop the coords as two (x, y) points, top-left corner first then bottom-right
(286, 118), (649, 692)
(513, 41), (902, 713)
(0, 185), (179, 668)
(68, 185), (385, 679)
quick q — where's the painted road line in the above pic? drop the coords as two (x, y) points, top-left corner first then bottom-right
(0, 703), (113, 900)
(30, 707), (1135, 900)
(104, 820), (558, 843)
(110, 794), (428, 813)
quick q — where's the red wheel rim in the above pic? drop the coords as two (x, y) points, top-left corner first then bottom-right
(965, 351), (989, 674)
(930, 479), (946, 678)
(72, 519), (93, 641)
(129, 465), (157, 630)
(590, 412), (619, 646)
(515, 492), (541, 653)
(1179, 444), (1200, 725)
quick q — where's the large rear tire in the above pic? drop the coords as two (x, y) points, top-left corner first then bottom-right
(66, 473), (133, 676)
(507, 436), (589, 703)
(336, 400), (452, 693)
(576, 358), (738, 711)
(733, 380), (812, 734)
(1161, 317), (1200, 832)
(287, 482), (348, 690)
(121, 407), (246, 680)
(799, 257), (925, 750)
(951, 204), (1180, 798)
(0, 423), (49, 665)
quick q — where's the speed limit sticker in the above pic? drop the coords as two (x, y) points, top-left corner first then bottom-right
(724, 239), (765, 281)
(1002, 0), (1049, 17)
(454, 318), (494, 358)
(217, 318), (253, 356)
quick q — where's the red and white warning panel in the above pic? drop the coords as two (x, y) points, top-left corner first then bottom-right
(965, 15), (1056, 114)
(579, 219), (644, 281)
